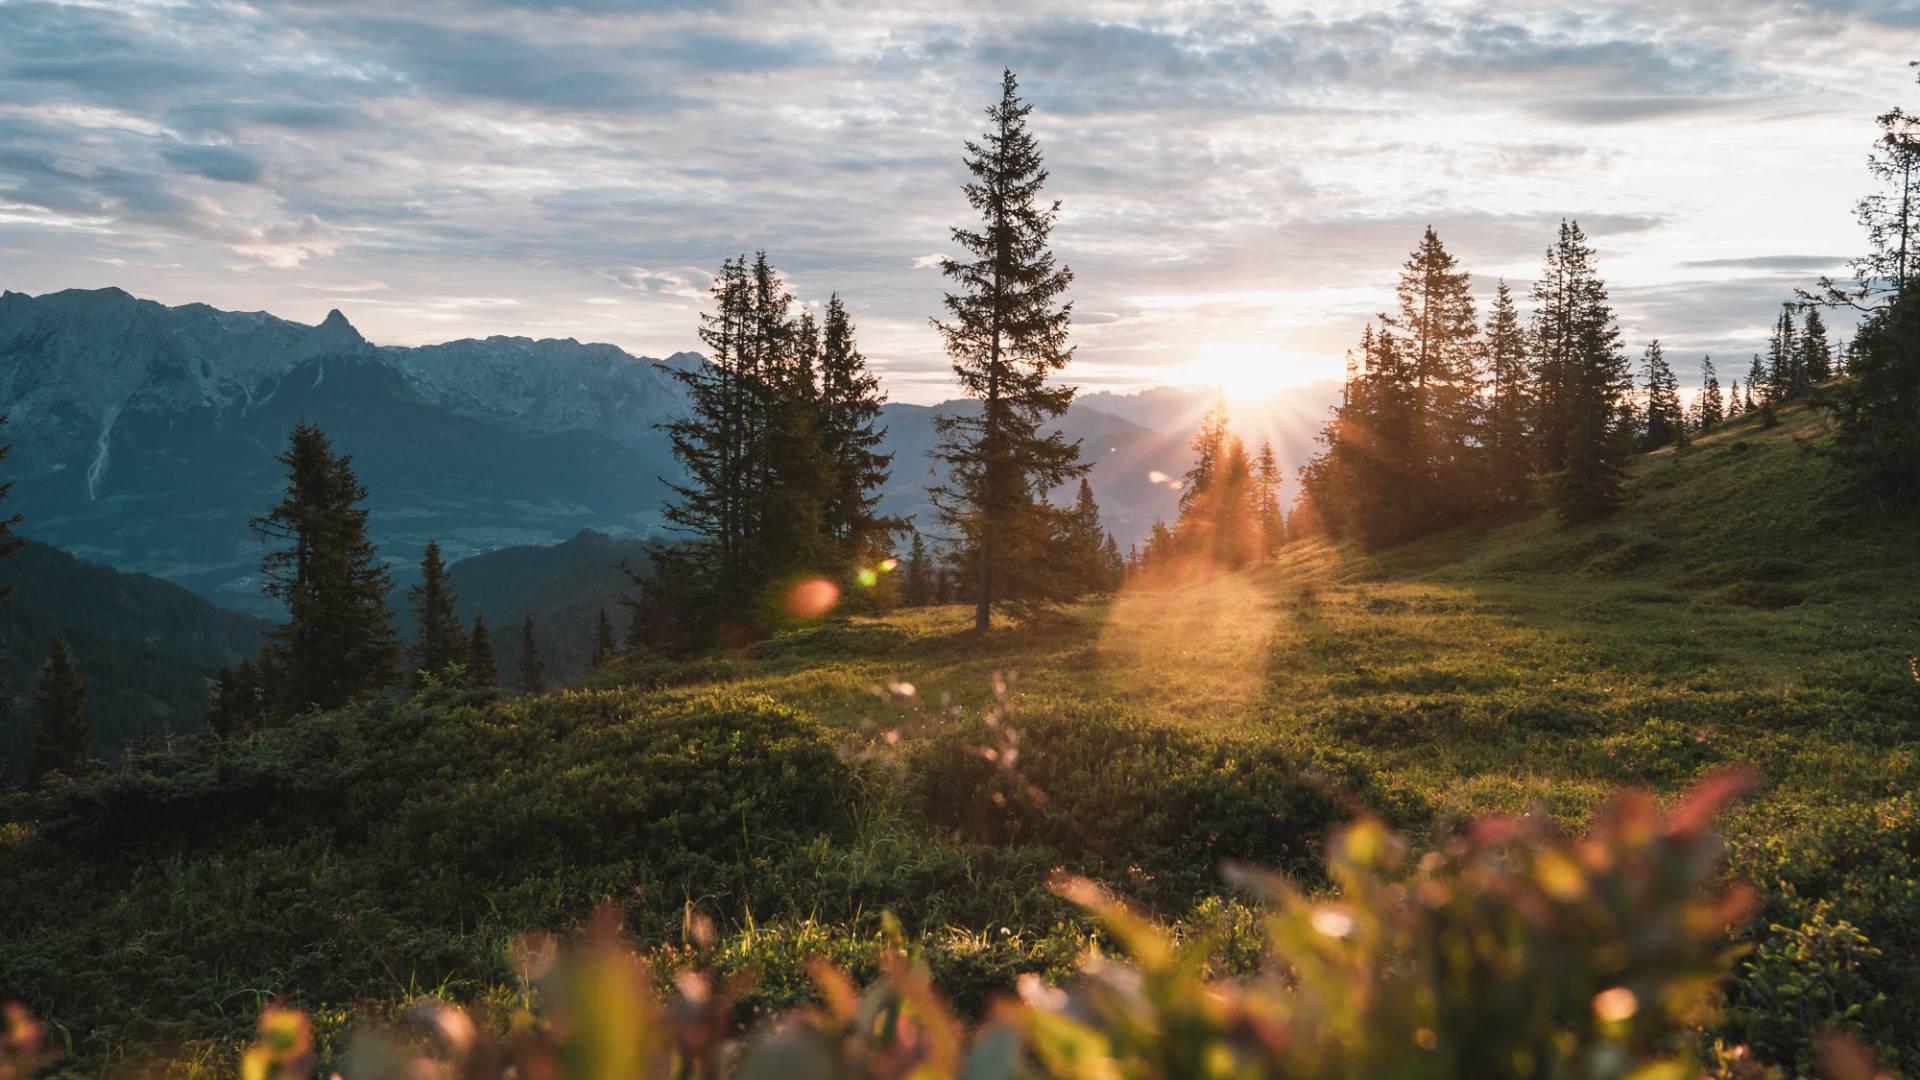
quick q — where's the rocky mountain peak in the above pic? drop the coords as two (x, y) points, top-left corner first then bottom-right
(313, 308), (368, 351)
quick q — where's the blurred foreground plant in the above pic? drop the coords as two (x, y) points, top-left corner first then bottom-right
(5, 770), (1887, 1078)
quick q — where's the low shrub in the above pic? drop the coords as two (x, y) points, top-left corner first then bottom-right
(0, 772), (1799, 1080)
(903, 703), (1413, 903)
(0, 688), (858, 1064)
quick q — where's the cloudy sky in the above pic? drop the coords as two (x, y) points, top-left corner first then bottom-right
(0, 0), (1913, 402)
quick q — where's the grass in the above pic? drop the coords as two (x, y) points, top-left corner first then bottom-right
(4, 397), (1918, 1073)
(604, 399), (1919, 832)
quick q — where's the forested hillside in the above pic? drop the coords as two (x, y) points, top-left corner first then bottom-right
(442, 530), (656, 685)
(0, 540), (268, 775)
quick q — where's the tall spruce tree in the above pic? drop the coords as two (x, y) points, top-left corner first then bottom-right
(929, 69), (1087, 632)
(1171, 403), (1262, 570)
(206, 657), (264, 739)
(749, 255), (837, 587)
(649, 256), (894, 648)
(407, 540), (466, 686)
(1640, 341), (1684, 451)
(1828, 279), (1920, 498)
(1698, 357), (1725, 431)
(659, 255), (752, 590)
(1482, 280), (1534, 504)
(30, 641), (89, 779)
(818, 295), (897, 563)
(1766, 306), (1801, 401)
(251, 422), (400, 714)
(1254, 440), (1285, 555)
(516, 615), (545, 694)
(1531, 221), (1631, 520)
(1299, 324), (1420, 544)
(1062, 479), (1110, 594)
(902, 531), (933, 606)
(1821, 76), (1920, 498)
(1801, 308), (1835, 385)
(592, 608), (617, 667)
(467, 614), (499, 690)
(1383, 226), (1481, 522)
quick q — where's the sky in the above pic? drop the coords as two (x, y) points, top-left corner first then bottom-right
(0, 0), (1913, 404)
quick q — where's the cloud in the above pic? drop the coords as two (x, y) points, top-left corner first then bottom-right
(159, 143), (267, 184)
(0, 0), (1908, 396)
(300, 277), (388, 293)
(604, 266), (709, 299)
(1680, 254), (1852, 271)
(1530, 95), (1770, 125)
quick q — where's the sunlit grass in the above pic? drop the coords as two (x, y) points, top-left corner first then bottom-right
(620, 398), (1918, 840)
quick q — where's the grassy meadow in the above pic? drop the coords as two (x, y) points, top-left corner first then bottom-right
(4, 397), (1918, 1074)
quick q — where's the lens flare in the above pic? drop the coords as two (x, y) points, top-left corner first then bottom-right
(784, 578), (839, 619)
(878, 557), (899, 572)
(857, 568), (879, 587)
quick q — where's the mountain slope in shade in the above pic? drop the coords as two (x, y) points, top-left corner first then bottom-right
(0, 539), (270, 775)
(0, 288), (689, 612)
(441, 528), (657, 686)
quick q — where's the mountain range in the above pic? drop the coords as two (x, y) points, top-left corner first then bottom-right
(0, 287), (1340, 616)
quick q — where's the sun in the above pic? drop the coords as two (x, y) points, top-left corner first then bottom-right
(1179, 342), (1298, 395)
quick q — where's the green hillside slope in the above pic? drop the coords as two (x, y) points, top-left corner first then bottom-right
(0, 540), (270, 774)
(1, 398), (1915, 1073)
(441, 529), (657, 684)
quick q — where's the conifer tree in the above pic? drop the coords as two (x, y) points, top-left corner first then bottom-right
(1103, 533), (1125, 589)
(1299, 325), (1418, 544)
(1813, 106), (1920, 309)
(1800, 308), (1835, 385)
(30, 641), (89, 779)
(407, 540), (466, 687)
(206, 657), (264, 739)
(1253, 440), (1285, 555)
(1698, 357), (1725, 431)
(1766, 306), (1801, 401)
(649, 255), (895, 648)
(467, 614), (499, 690)
(1384, 226), (1482, 519)
(930, 69), (1087, 632)
(1726, 378), (1743, 418)
(592, 608), (617, 667)
(749, 255), (838, 587)
(818, 295), (897, 563)
(1171, 403), (1262, 570)
(902, 531), (933, 606)
(659, 256), (753, 592)
(1061, 479), (1111, 594)
(516, 615), (545, 695)
(1820, 78), (1920, 498)
(1640, 341), (1684, 451)
(251, 422), (400, 714)
(1531, 222), (1632, 520)
(1531, 221), (1624, 483)
(1482, 280), (1534, 504)
(1827, 279), (1920, 498)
